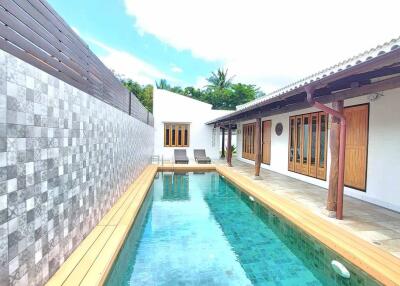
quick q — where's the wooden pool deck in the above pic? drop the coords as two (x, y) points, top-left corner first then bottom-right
(46, 165), (158, 286)
(219, 158), (400, 258)
(46, 163), (400, 286)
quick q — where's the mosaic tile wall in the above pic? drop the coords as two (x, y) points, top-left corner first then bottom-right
(0, 49), (154, 286)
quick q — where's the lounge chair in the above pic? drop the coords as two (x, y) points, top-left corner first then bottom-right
(174, 149), (189, 164)
(194, 149), (211, 164)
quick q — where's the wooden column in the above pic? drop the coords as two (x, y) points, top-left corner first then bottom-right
(221, 127), (225, 158)
(254, 118), (262, 176)
(327, 101), (344, 211)
(227, 125), (232, 167)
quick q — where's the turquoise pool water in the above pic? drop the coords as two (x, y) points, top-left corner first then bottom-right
(106, 172), (380, 286)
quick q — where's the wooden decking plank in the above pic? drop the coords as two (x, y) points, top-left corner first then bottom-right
(46, 226), (105, 286)
(106, 172), (153, 226)
(80, 226), (127, 286)
(219, 165), (400, 265)
(61, 226), (115, 285)
(46, 165), (157, 286)
(98, 168), (152, 226)
(48, 164), (400, 286)
(216, 165), (400, 286)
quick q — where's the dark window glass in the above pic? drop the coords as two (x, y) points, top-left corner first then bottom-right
(303, 117), (309, 164)
(296, 118), (301, 163)
(178, 127), (182, 146)
(311, 116), (317, 165)
(166, 126), (170, 146)
(250, 126), (253, 153)
(290, 119), (295, 162)
(172, 126), (176, 145)
(184, 128), (188, 146)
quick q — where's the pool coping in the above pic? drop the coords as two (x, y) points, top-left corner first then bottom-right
(46, 164), (400, 286)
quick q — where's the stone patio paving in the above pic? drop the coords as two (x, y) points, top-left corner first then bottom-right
(216, 158), (400, 258)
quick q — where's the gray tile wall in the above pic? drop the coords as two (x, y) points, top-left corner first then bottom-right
(0, 49), (154, 285)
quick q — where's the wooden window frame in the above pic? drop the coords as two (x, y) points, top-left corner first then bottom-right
(164, 123), (190, 147)
(289, 111), (328, 180)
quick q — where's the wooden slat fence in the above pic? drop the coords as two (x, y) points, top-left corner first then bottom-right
(0, 0), (153, 125)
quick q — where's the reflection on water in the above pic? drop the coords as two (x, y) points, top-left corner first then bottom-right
(106, 172), (380, 286)
(162, 173), (190, 201)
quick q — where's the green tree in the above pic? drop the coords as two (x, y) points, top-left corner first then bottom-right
(155, 79), (170, 90)
(122, 79), (153, 113)
(230, 83), (258, 107)
(119, 67), (261, 113)
(206, 68), (235, 90)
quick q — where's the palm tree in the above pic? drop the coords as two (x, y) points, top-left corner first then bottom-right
(206, 68), (235, 90)
(155, 79), (170, 90)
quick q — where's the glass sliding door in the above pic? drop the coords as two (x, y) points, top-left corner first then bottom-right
(289, 112), (328, 180)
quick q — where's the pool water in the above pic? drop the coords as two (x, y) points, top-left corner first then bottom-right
(106, 172), (380, 286)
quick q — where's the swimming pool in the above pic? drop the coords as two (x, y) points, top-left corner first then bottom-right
(106, 172), (380, 285)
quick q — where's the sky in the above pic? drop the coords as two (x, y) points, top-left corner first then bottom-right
(48, 0), (400, 94)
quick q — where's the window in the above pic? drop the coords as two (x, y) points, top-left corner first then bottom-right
(164, 123), (190, 147)
(288, 112), (328, 180)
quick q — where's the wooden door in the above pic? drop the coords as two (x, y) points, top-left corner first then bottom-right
(344, 104), (369, 190)
(262, 120), (271, 165)
(242, 123), (256, 160)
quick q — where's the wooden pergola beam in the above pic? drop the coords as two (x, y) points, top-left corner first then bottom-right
(215, 73), (400, 125)
(207, 50), (400, 126)
(319, 74), (400, 103)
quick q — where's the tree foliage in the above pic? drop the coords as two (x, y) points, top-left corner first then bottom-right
(206, 68), (235, 90)
(122, 79), (153, 113)
(120, 68), (264, 112)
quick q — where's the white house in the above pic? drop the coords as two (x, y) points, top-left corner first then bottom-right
(233, 91), (400, 212)
(208, 37), (400, 214)
(153, 89), (232, 161)
(152, 37), (400, 214)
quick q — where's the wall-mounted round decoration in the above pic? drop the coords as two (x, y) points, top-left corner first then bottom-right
(275, 123), (283, 136)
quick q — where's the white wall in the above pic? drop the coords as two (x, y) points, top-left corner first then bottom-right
(236, 88), (400, 212)
(153, 89), (231, 161)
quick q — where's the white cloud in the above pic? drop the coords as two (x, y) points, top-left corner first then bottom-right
(86, 38), (176, 85)
(170, 64), (183, 73)
(124, 0), (400, 93)
(71, 26), (81, 36)
(194, 76), (208, 89)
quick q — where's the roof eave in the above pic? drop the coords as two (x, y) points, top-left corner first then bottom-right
(207, 46), (400, 125)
